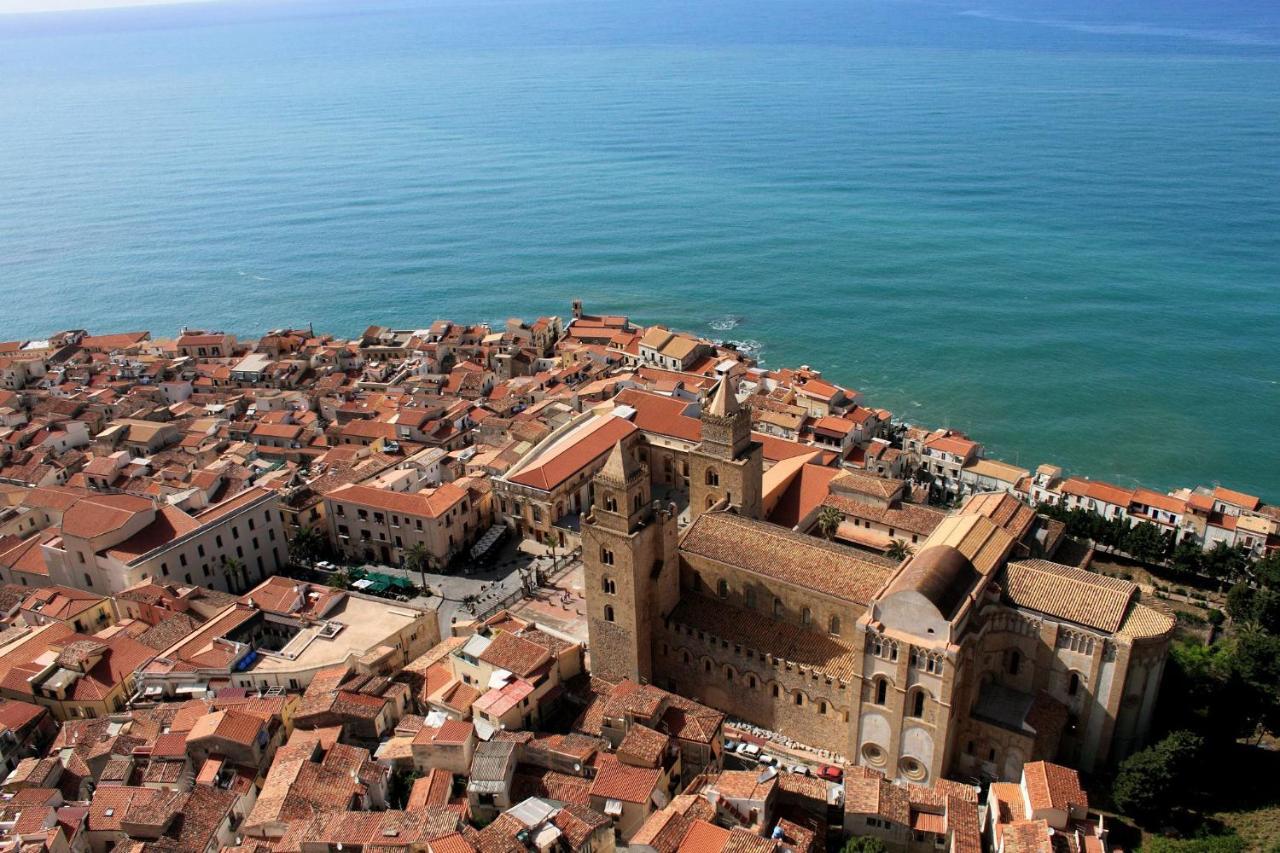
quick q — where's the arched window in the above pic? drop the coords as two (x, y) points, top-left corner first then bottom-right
(600, 548), (614, 566)
(910, 689), (927, 718)
(705, 495), (717, 509)
(704, 659), (712, 673)
(793, 691), (804, 706)
(801, 607), (812, 626)
(829, 615), (841, 635)
(724, 666), (734, 683)
(604, 605), (615, 623)
(748, 674), (758, 689)
(683, 651), (692, 665)
(772, 684), (780, 698)
(819, 701), (828, 715)
(705, 468), (720, 487)
(717, 579), (729, 599)
(875, 678), (888, 706)
(1068, 672), (1081, 696)
(773, 598), (783, 618)
(634, 493), (643, 511)
(601, 576), (616, 595)
(604, 496), (618, 513)
(1008, 649), (1021, 676)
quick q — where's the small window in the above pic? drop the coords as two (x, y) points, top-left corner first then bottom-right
(1008, 649), (1021, 676)
(604, 605), (615, 623)
(829, 615), (841, 635)
(801, 607), (811, 626)
(600, 548), (615, 566)
(875, 678), (888, 706)
(1068, 672), (1080, 696)
(773, 598), (782, 618)
(911, 690), (926, 718)
(717, 579), (728, 599)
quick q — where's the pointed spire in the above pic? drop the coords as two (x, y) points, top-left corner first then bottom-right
(707, 375), (740, 419)
(599, 439), (640, 485)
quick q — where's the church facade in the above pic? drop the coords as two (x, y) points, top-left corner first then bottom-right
(584, 378), (1174, 786)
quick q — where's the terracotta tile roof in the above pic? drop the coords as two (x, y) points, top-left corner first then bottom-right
(632, 807), (693, 853)
(1003, 560), (1136, 633)
(60, 492), (154, 540)
(1212, 485), (1259, 511)
(723, 828), (779, 853)
(511, 766), (592, 806)
(472, 812), (526, 853)
(327, 481), (466, 519)
(1023, 761), (1087, 812)
(1116, 602), (1176, 640)
(679, 511), (894, 605)
(408, 770), (455, 811)
(186, 708), (264, 747)
(507, 415), (638, 491)
(477, 631), (552, 678)
(712, 770), (777, 801)
(1001, 820), (1054, 853)
(589, 757), (661, 804)
(617, 724), (669, 768)
(614, 389), (702, 443)
(678, 820), (731, 853)
(844, 768), (909, 826)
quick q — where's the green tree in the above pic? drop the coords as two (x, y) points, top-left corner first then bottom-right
(1202, 542), (1248, 587)
(221, 557), (249, 592)
(404, 541), (432, 590)
(842, 837), (889, 853)
(1252, 550), (1280, 589)
(1170, 540), (1204, 578)
(816, 506), (842, 541)
(1231, 624), (1280, 739)
(1123, 521), (1168, 564)
(1112, 730), (1204, 823)
(288, 525), (324, 568)
(886, 539), (913, 562)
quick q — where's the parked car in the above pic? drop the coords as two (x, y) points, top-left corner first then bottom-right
(816, 764), (843, 782)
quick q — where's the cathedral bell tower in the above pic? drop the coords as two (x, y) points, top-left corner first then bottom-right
(689, 375), (764, 520)
(583, 438), (679, 684)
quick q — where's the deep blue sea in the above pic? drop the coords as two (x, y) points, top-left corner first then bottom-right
(0, 0), (1277, 498)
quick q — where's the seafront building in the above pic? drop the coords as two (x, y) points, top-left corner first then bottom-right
(0, 304), (1268, 850)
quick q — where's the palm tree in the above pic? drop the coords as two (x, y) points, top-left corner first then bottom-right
(404, 542), (431, 590)
(221, 557), (248, 592)
(816, 506), (843, 541)
(886, 539), (913, 562)
(289, 525), (323, 568)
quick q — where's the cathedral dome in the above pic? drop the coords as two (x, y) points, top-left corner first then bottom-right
(887, 545), (979, 620)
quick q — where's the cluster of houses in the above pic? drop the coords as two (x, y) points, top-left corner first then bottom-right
(0, 303), (1266, 850)
(0, 595), (1108, 853)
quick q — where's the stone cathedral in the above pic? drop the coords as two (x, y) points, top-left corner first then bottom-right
(584, 377), (1173, 785)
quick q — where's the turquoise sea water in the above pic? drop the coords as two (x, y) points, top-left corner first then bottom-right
(0, 0), (1277, 498)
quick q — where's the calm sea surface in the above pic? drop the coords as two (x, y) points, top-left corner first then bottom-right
(1, 0), (1277, 497)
